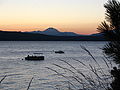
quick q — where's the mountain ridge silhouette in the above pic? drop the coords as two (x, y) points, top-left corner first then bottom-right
(28, 27), (82, 36)
(0, 30), (105, 41)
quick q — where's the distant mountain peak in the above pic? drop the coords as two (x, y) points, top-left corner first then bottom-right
(44, 27), (60, 33)
(27, 27), (81, 36)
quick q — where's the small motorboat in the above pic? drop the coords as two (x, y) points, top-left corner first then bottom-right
(25, 55), (44, 61)
(55, 50), (64, 54)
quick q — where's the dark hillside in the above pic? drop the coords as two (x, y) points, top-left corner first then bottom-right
(0, 31), (105, 41)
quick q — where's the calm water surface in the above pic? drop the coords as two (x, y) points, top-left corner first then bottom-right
(0, 41), (107, 90)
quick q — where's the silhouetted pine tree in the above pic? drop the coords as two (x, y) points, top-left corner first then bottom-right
(97, 0), (120, 64)
(97, 0), (120, 90)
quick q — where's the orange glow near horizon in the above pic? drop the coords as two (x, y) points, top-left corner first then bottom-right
(0, 22), (100, 35)
(0, 0), (106, 35)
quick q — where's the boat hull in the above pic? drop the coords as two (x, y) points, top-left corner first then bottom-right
(25, 56), (44, 61)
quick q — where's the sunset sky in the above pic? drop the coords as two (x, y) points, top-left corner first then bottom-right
(0, 0), (107, 34)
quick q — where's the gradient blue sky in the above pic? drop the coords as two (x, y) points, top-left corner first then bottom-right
(0, 0), (107, 34)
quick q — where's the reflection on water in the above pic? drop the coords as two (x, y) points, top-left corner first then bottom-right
(0, 41), (106, 90)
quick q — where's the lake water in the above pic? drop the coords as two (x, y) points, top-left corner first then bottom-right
(0, 41), (110, 90)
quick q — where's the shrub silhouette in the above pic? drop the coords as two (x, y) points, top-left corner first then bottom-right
(98, 0), (120, 90)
